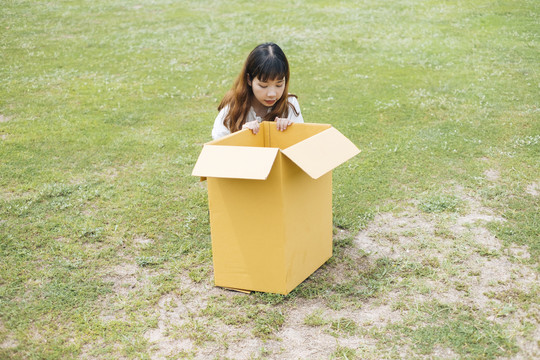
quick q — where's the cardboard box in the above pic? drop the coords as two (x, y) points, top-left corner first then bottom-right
(192, 122), (360, 295)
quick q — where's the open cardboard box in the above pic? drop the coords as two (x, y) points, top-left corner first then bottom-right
(192, 122), (360, 295)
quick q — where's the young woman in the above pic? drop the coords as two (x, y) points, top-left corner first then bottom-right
(212, 43), (303, 140)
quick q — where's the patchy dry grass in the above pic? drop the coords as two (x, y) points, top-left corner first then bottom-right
(1, 0), (538, 358)
(127, 190), (538, 359)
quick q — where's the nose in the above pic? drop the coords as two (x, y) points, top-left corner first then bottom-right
(267, 87), (276, 97)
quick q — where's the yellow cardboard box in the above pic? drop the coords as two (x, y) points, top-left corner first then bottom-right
(192, 122), (360, 295)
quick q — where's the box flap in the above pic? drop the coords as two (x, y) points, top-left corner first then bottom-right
(281, 127), (360, 179)
(264, 122), (332, 149)
(192, 145), (279, 180)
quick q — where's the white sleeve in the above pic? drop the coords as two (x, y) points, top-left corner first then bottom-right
(287, 96), (304, 123)
(212, 106), (231, 140)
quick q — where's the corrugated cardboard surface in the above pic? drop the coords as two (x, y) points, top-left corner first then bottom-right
(282, 127), (361, 179)
(280, 156), (333, 292)
(207, 154), (334, 294)
(264, 122), (330, 149)
(191, 145), (279, 180)
(208, 155), (287, 293)
(192, 122), (360, 294)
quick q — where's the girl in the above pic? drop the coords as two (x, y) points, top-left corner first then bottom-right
(212, 42), (303, 140)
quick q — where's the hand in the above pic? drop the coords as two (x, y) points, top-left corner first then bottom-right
(242, 120), (260, 135)
(275, 117), (293, 132)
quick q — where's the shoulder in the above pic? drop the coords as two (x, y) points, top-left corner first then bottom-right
(212, 105), (231, 140)
(218, 104), (230, 114)
(287, 94), (300, 105)
(215, 104), (230, 120)
(287, 95), (301, 112)
(214, 104), (231, 125)
(285, 95), (304, 123)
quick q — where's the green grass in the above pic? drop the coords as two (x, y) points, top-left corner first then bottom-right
(419, 194), (462, 213)
(304, 309), (327, 327)
(331, 346), (357, 359)
(1, 0), (538, 358)
(387, 301), (519, 358)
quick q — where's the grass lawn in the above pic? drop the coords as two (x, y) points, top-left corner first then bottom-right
(1, 0), (538, 359)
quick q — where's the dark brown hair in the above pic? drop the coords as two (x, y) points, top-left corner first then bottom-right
(218, 43), (299, 133)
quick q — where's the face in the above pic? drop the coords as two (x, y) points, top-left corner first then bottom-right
(249, 76), (286, 108)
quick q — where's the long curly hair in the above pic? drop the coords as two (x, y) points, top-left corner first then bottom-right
(218, 43), (299, 133)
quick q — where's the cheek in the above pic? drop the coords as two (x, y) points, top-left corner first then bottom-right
(255, 87), (266, 98)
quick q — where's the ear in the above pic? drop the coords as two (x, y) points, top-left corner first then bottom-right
(246, 74), (252, 86)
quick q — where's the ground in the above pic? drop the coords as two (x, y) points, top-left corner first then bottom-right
(92, 180), (538, 360)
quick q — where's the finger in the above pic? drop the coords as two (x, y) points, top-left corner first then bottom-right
(281, 119), (288, 131)
(285, 120), (293, 130)
(278, 118), (285, 131)
(244, 121), (257, 131)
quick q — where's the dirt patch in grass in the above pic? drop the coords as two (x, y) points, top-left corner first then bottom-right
(98, 262), (149, 323)
(484, 168), (501, 182)
(0, 115), (11, 139)
(144, 292), (201, 358)
(104, 263), (140, 295)
(143, 281), (250, 359)
(355, 211), (438, 260)
(134, 235), (154, 246)
(92, 190), (539, 359)
(0, 320), (18, 350)
(526, 182), (539, 197)
(143, 285), (401, 359)
(352, 190), (538, 359)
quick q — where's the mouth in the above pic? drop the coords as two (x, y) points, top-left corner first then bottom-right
(264, 99), (276, 105)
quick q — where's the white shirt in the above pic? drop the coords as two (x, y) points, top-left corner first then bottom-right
(211, 96), (304, 140)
